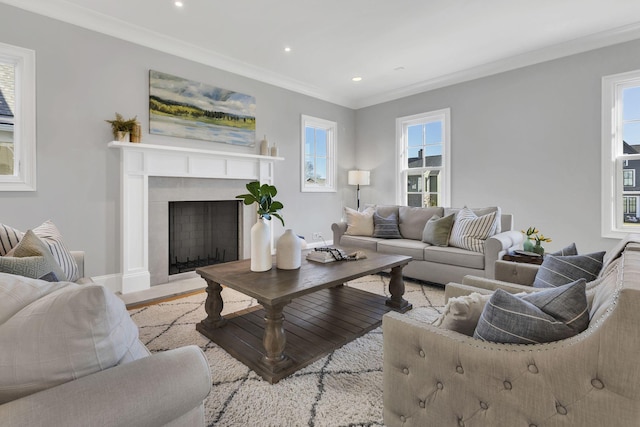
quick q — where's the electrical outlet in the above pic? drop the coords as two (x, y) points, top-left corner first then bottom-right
(312, 232), (322, 241)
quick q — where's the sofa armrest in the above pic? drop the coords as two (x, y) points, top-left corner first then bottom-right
(0, 346), (211, 427)
(71, 251), (85, 279)
(484, 230), (524, 279)
(331, 222), (347, 246)
(494, 259), (539, 284)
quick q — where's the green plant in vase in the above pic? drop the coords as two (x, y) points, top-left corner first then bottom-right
(235, 181), (284, 226)
(521, 226), (551, 255)
(105, 113), (138, 141)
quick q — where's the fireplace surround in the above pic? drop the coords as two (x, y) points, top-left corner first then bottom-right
(109, 141), (282, 294)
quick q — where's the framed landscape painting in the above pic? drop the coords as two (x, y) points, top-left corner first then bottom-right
(149, 70), (256, 146)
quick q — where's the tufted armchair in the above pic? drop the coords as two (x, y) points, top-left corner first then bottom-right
(382, 243), (640, 426)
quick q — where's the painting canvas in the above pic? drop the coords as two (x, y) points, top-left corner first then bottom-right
(149, 70), (256, 146)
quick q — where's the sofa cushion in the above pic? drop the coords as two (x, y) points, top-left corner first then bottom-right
(0, 272), (70, 326)
(10, 230), (66, 281)
(0, 284), (145, 404)
(398, 206), (443, 240)
(372, 212), (402, 239)
(445, 206), (502, 234)
(372, 205), (400, 219)
(448, 207), (498, 253)
(0, 223), (23, 256)
(339, 235), (380, 251)
(474, 279), (589, 344)
(423, 246), (485, 269)
(533, 251), (606, 288)
(32, 220), (80, 282)
(344, 207), (375, 236)
(377, 239), (428, 261)
(422, 213), (455, 246)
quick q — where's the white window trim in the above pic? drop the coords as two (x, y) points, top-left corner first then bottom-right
(395, 108), (451, 206)
(300, 114), (337, 193)
(601, 70), (640, 238)
(0, 42), (36, 191)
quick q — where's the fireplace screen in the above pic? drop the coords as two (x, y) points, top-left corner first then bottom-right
(168, 200), (239, 275)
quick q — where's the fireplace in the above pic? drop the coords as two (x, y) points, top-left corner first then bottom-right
(168, 200), (240, 275)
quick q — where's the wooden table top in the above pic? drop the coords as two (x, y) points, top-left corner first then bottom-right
(196, 249), (411, 306)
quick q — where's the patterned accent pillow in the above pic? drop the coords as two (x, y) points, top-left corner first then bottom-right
(0, 223), (23, 256)
(422, 213), (455, 246)
(549, 242), (578, 256)
(0, 256), (61, 282)
(372, 212), (401, 239)
(32, 220), (79, 282)
(474, 279), (589, 344)
(9, 230), (66, 281)
(344, 207), (375, 237)
(533, 251), (605, 288)
(448, 207), (498, 253)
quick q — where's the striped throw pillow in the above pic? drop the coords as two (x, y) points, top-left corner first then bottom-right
(448, 207), (498, 253)
(373, 212), (401, 239)
(32, 221), (79, 282)
(0, 223), (23, 256)
(533, 251), (605, 288)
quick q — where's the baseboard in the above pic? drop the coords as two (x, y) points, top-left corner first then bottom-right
(90, 273), (121, 294)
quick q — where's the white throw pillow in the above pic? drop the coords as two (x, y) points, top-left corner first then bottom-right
(0, 272), (71, 326)
(344, 207), (375, 236)
(434, 292), (493, 336)
(33, 220), (80, 282)
(0, 284), (145, 404)
(448, 207), (498, 253)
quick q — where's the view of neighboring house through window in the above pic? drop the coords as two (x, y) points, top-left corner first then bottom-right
(0, 42), (36, 191)
(602, 70), (640, 235)
(397, 109), (450, 207)
(301, 115), (336, 192)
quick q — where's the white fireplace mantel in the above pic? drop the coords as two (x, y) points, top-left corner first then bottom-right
(109, 141), (283, 294)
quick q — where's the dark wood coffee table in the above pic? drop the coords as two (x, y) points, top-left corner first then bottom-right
(195, 249), (411, 383)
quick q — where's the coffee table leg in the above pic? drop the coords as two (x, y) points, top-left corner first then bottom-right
(196, 279), (227, 334)
(385, 263), (412, 312)
(262, 302), (293, 372)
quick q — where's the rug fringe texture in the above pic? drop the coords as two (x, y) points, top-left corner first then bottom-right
(128, 274), (445, 427)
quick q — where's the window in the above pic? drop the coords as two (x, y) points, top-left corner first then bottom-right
(602, 70), (640, 235)
(301, 115), (336, 192)
(0, 42), (36, 191)
(396, 109), (450, 207)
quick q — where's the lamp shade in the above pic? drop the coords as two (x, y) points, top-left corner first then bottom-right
(348, 170), (370, 186)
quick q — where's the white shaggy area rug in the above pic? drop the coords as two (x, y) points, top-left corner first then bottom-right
(128, 274), (445, 427)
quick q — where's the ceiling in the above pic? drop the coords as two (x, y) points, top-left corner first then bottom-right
(5, 0), (640, 108)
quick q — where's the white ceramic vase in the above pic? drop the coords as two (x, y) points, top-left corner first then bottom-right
(251, 217), (272, 272)
(276, 229), (301, 270)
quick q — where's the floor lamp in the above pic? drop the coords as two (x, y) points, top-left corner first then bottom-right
(348, 170), (370, 211)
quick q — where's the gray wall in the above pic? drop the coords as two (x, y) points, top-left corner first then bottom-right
(0, 4), (356, 277)
(356, 38), (640, 254)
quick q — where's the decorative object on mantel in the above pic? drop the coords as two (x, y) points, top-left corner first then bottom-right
(348, 170), (370, 210)
(130, 122), (142, 143)
(522, 226), (552, 255)
(270, 143), (278, 157)
(236, 181), (284, 272)
(149, 70), (256, 147)
(276, 229), (302, 269)
(105, 113), (138, 142)
(260, 135), (269, 155)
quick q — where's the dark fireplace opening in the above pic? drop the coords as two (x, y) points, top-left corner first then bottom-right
(168, 200), (240, 275)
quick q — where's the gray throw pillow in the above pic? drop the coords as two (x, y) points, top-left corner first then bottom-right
(549, 242), (578, 256)
(372, 212), (402, 239)
(422, 213), (455, 246)
(473, 279), (589, 344)
(533, 251), (605, 288)
(0, 255), (61, 281)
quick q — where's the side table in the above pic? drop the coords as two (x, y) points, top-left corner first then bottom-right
(502, 253), (544, 265)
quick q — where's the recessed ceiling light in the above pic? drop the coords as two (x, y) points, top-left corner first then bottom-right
(352, 76), (362, 82)
(174, 1), (184, 7)
(284, 47), (291, 53)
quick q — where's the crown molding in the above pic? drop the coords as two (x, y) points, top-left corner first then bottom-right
(3, 0), (640, 110)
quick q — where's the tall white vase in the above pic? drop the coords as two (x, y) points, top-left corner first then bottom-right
(251, 218), (272, 272)
(276, 229), (302, 270)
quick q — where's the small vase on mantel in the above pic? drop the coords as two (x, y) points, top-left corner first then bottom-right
(276, 229), (301, 270)
(251, 218), (272, 272)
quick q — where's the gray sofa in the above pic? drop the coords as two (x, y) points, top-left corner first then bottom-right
(382, 237), (640, 426)
(331, 205), (523, 285)
(0, 269), (211, 426)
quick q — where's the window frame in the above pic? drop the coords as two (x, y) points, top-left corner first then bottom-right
(0, 42), (36, 191)
(395, 108), (451, 207)
(300, 114), (337, 193)
(602, 70), (640, 237)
